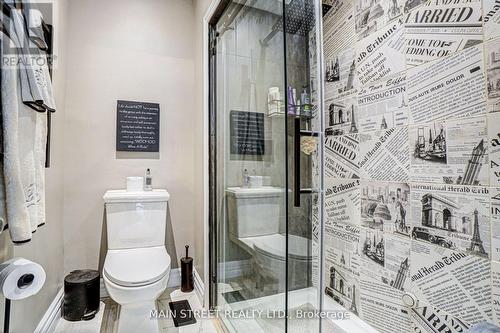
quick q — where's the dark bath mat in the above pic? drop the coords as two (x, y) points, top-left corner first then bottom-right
(169, 300), (197, 327)
(222, 290), (246, 304)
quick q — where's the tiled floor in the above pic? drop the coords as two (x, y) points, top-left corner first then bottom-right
(216, 283), (374, 333)
(55, 287), (220, 333)
(100, 288), (219, 333)
(55, 283), (371, 333)
(55, 301), (107, 333)
(215, 281), (322, 333)
(100, 298), (119, 333)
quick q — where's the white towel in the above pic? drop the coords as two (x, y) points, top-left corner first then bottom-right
(1, 29), (48, 242)
(8, 6), (54, 230)
(1, 48), (33, 243)
(10, 8), (55, 112)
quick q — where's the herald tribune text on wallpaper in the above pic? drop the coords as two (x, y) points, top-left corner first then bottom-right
(322, 0), (500, 331)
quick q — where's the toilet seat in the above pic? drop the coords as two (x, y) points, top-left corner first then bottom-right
(241, 234), (312, 261)
(104, 246), (170, 287)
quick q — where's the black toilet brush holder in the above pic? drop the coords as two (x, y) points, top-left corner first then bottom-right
(181, 245), (194, 292)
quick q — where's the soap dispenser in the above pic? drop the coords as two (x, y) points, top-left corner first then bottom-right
(243, 169), (250, 188)
(144, 169), (153, 191)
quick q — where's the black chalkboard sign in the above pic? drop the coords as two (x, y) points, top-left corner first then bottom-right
(229, 111), (265, 155)
(116, 100), (160, 152)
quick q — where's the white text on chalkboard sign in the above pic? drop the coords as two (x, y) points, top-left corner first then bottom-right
(116, 100), (160, 152)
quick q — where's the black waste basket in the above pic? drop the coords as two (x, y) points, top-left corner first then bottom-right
(62, 270), (100, 321)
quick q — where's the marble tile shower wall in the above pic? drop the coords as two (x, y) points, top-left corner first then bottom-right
(321, 0), (500, 331)
(219, 8), (289, 188)
(219, 6), (311, 236)
(216, 7), (308, 262)
(214, 9), (285, 264)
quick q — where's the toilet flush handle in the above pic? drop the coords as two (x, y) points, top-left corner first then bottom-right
(136, 203), (145, 219)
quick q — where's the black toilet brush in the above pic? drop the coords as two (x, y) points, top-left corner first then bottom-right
(180, 245), (194, 292)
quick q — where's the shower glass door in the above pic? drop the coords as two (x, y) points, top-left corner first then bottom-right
(283, 1), (323, 332)
(209, 1), (323, 332)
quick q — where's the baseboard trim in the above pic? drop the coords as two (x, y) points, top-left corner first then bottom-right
(167, 268), (181, 288)
(35, 287), (63, 333)
(99, 268), (181, 299)
(193, 267), (204, 307)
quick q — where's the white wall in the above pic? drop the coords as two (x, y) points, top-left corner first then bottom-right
(63, 0), (198, 273)
(0, 0), (68, 331)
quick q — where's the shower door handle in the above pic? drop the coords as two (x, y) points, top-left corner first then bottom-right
(294, 117), (301, 207)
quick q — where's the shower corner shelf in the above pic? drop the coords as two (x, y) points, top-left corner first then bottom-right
(287, 104), (315, 120)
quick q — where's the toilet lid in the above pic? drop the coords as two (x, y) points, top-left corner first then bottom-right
(104, 246), (170, 287)
(253, 234), (312, 261)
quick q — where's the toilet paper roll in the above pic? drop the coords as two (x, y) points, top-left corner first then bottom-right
(0, 258), (46, 300)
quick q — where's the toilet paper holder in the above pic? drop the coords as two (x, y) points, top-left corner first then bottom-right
(0, 258), (46, 333)
(4, 273), (36, 332)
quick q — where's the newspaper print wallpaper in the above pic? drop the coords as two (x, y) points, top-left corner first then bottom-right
(321, 0), (500, 331)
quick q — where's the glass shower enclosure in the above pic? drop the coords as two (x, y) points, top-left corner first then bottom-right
(208, 0), (323, 332)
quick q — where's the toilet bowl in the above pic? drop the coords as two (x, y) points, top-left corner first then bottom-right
(103, 246), (170, 333)
(226, 187), (312, 292)
(240, 233), (312, 291)
(103, 188), (171, 333)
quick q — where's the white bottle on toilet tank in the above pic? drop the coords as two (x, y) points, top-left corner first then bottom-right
(144, 168), (153, 191)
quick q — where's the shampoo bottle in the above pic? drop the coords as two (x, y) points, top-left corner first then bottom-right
(301, 87), (311, 117)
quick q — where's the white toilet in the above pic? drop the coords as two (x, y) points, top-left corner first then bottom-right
(226, 187), (311, 292)
(103, 188), (171, 333)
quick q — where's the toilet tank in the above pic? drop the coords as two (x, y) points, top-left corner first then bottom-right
(103, 189), (170, 250)
(226, 187), (284, 238)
